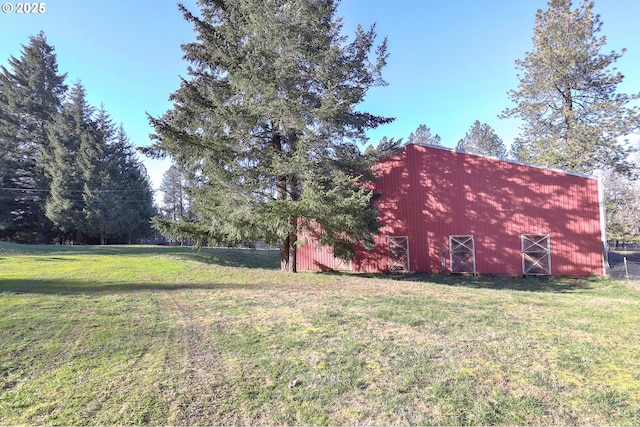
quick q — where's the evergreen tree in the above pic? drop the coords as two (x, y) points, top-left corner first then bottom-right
(117, 165), (156, 245)
(364, 136), (405, 160)
(0, 32), (67, 242)
(47, 82), (156, 245)
(160, 164), (190, 221)
(501, 0), (640, 174)
(602, 168), (640, 244)
(45, 80), (95, 243)
(146, 0), (393, 271)
(407, 124), (441, 146)
(110, 125), (156, 244)
(1, 35), (155, 245)
(456, 120), (508, 159)
(154, 165), (196, 245)
(80, 104), (117, 245)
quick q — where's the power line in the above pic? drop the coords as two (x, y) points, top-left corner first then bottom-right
(0, 186), (160, 193)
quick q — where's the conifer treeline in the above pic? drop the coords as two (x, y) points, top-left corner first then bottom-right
(0, 32), (156, 244)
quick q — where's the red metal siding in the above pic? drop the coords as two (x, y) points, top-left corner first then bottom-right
(297, 234), (337, 271)
(298, 144), (604, 276)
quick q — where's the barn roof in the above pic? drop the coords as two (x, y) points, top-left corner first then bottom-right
(405, 143), (597, 180)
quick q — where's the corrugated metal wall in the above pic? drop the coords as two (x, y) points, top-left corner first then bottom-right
(298, 144), (604, 276)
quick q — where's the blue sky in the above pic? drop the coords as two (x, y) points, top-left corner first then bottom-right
(1, 0), (639, 193)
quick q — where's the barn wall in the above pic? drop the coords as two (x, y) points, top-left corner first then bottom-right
(298, 144), (604, 276)
(296, 234), (334, 271)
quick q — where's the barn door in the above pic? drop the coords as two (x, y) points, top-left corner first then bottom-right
(449, 235), (476, 274)
(387, 236), (409, 271)
(522, 234), (551, 275)
(332, 254), (352, 271)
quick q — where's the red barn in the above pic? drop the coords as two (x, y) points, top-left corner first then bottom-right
(298, 143), (607, 276)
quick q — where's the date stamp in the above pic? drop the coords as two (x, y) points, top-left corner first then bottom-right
(2, 3), (46, 13)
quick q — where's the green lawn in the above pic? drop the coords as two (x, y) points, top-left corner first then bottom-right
(1, 242), (639, 425)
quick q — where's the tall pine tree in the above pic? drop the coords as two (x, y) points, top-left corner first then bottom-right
(153, 165), (196, 245)
(146, 0), (393, 271)
(45, 81), (95, 243)
(1, 35), (155, 245)
(109, 125), (156, 245)
(407, 124), (441, 146)
(456, 120), (508, 159)
(160, 164), (191, 221)
(0, 32), (67, 242)
(80, 105), (118, 245)
(47, 85), (156, 244)
(502, 0), (639, 174)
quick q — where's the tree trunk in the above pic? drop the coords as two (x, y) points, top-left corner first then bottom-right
(280, 236), (289, 271)
(273, 130), (300, 273)
(280, 230), (298, 273)
(280, 235), (292, 272)
(288, 223), (297, 273)
(287, 179), (299, 273)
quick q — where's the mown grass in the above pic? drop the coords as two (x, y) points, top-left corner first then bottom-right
(1, 242), (639, 425)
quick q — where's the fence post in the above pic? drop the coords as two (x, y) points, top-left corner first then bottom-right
(624, 257), (629, 281)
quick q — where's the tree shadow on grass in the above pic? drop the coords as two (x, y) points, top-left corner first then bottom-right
(0, 242), (281, 270)
(325, 271), (598, 294)
(176, 251), (280, 269)
(0, 273), (599, 296)
(0, 278), (266, 296)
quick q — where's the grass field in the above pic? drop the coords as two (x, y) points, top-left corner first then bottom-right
(1, 242), (639, 425)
